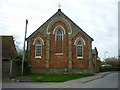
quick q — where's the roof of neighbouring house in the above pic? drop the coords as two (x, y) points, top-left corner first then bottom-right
(1, 36), (17, 60)
(92, 47), (98, 55)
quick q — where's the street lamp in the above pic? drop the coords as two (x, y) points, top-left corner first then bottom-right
(104, 51), (108, 65)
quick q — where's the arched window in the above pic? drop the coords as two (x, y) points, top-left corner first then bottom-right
(33, 37), (44, 58)
(74, 37), (85, 58)
(56, 29), (62, 40)
(76, 41), (83, 58)
(55, 28), (63, 53)
(35, 40), (42, 57)
(53, 25), (65, 53)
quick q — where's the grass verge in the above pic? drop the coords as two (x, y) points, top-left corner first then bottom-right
(17, 74), (93, 82)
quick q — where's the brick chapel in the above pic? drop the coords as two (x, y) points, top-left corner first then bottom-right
(26, 9), (99, 74)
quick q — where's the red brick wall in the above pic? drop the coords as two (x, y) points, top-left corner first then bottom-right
(56, 40), (62, 53)
(29, 22), (90, 69)
(49, 21), (68, 68)
(72, 33), (89, 68)
(30, 32), (46, 68)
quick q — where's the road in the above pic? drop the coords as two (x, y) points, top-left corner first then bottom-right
(2, 72), (119, 88)
(66, 72), (119, 88)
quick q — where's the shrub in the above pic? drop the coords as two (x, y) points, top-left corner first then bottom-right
(100, 66), (120, 72)
(24, 61), (31, 75)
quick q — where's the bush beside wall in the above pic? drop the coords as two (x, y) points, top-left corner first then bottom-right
(100, 66), (120, 72)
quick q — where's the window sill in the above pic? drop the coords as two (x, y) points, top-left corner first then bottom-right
(77, 57), (83, 59)
(55, 53), (64, 55)
(35, 56), (42, 58)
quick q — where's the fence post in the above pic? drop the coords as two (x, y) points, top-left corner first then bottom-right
(10, 60), (13, 78)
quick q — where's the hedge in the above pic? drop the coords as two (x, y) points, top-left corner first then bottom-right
(100, 66), (120, 72)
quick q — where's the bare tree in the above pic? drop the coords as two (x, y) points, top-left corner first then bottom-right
(106, 57), (120, 67)
(13, 35), (23, 60)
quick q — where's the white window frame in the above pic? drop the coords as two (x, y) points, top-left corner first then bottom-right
(74, 37), (86, 59)
(56, 29), (63, 40)
(35, 41), (42, 58)
(33, 37), (44, 59)
(76, 41), (83, 59)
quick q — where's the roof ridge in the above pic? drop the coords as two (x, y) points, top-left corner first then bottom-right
(26, 9), (93, 41)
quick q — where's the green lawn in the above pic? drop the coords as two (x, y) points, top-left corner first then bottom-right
(18, 74), (93, 82)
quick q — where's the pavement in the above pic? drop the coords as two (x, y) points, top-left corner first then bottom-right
(2, 72), (112, 88)
(39, 72), (112, 88)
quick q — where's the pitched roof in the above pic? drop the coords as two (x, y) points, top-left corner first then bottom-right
(26, 9), (93, 41)
(1, 36), (17, 60)
(92, 47), (98, 55)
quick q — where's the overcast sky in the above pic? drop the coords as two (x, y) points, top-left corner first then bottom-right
(0, 0), (119, 60)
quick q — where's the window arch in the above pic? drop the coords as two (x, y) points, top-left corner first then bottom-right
(53, 25), (66, 41)
(56, 29), (62, 40)
(76, 41), (83, 58)
(33, 37), (44, 58)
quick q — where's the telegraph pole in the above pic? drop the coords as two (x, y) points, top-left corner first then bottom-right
(21, 19), (28, 75)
